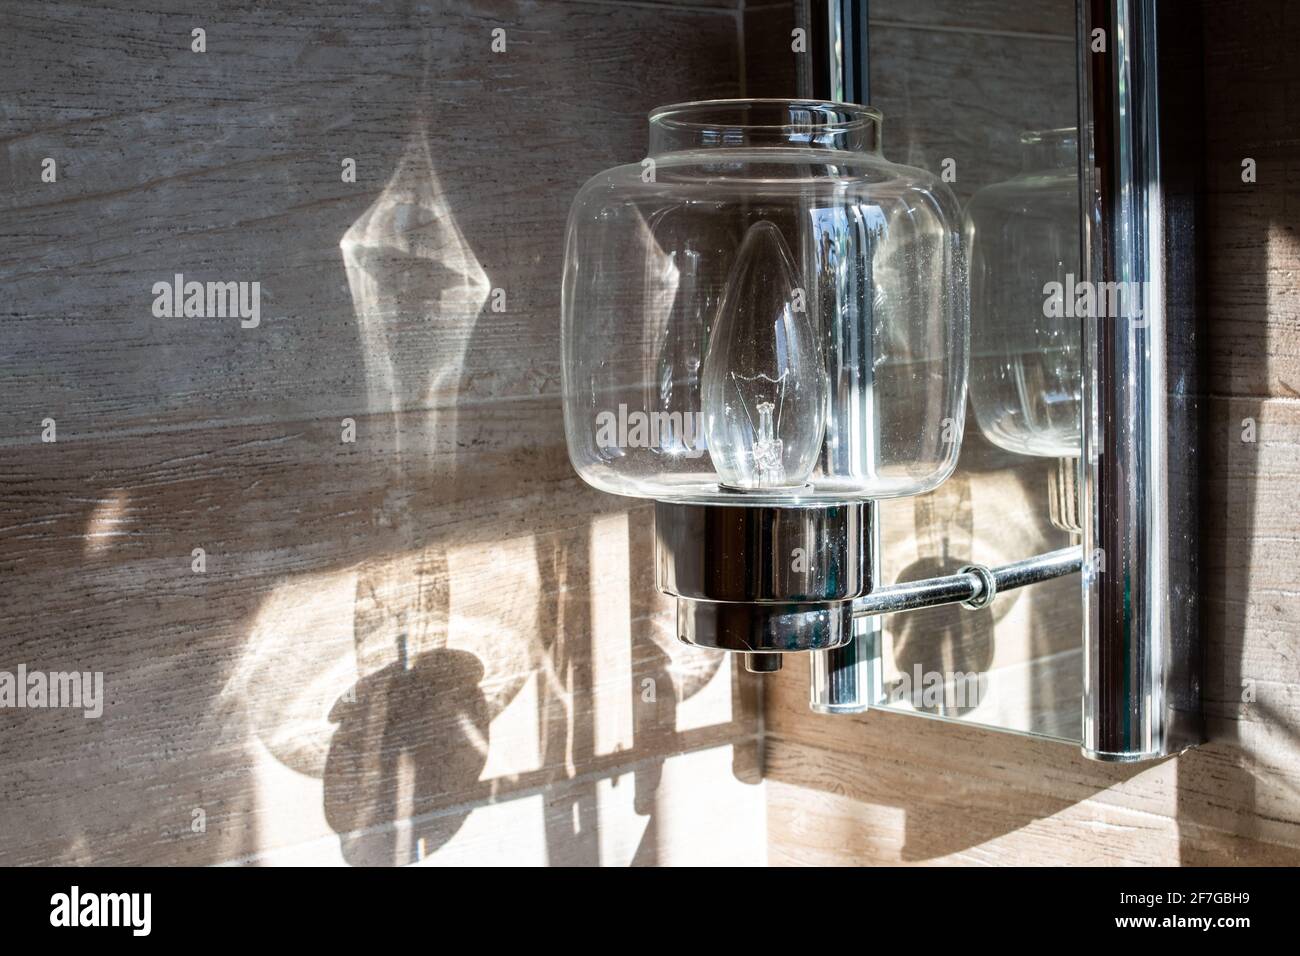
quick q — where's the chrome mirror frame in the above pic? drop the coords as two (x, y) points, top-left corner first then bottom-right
(792, 0), (1204, 760)
(1078, 0), (1204, 760)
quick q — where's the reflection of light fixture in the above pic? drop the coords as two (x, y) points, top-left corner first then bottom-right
(964, 128), (1083, 532)
(561, 99), (970, 677)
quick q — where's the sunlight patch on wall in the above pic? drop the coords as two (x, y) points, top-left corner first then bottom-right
(221, 568), (360, 778)
(340, 123), (491, 422)
(597, 771), (650, 866)
(590, 512), (634, 756)
(652, 745), (766, 866)
(674, 652), (734, 733)
(82, 490), (132, 554)
(479, 670), (541, 781)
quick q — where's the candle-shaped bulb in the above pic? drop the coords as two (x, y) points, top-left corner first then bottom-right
(701, 221), (827, 490)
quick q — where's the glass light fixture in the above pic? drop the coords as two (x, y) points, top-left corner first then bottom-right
(561, 99), (968, 670)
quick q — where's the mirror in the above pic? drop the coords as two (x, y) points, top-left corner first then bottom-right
(860, 0), (1085, 740)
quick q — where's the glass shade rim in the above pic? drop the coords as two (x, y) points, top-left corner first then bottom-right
(649, 97), (882, 135)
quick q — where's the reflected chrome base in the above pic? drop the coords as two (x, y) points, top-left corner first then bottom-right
(1080, 748), (1164, 764)
(808, 620), (876, 713)
(655, 500), (871, 657)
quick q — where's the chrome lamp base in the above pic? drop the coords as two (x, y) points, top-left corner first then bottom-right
(654, 500), (871, 672)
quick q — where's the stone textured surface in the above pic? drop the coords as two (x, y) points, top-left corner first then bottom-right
(0, 0), (765, 866)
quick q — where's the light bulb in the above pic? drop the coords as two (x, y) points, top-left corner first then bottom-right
(701, 220), (828, 491)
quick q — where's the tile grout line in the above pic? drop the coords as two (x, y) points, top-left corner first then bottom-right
(869, 17), (1074, 43)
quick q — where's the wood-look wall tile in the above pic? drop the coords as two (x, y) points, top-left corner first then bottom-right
(0, 0), (740, 437)
(868, 23), (1076, 202)
(0, 0), (762, 865)
(766, 740), (1300, 865)
(0, 401), (766, 863)
(1202, 0), (1300, 399)
(242, 743), (766, 867)
(743, 3), (799, 98)
(868, 0), (1074, 37)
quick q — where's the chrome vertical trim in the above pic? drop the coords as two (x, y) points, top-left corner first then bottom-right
(1078, 0), (1203, 760)
(811, 501), (881, 713)
(802, 0), (878, 713)
(799, 0), (869, 105)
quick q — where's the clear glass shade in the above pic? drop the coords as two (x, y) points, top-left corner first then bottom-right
(561, 100), (968, 506)
(965, 128), (1083, 458)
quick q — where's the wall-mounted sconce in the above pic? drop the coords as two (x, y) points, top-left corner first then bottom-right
(561, 98), (971, 672)
(560, 0), (1203, 764)
(560, 96), (1079, 675)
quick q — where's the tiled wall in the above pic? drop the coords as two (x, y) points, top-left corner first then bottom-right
(3, 0), (1295, 868)
(0, 0), (765, 866)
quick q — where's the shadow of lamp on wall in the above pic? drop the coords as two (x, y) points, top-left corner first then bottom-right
(218, 122), (747, 866)
(217, 127), (506, 864)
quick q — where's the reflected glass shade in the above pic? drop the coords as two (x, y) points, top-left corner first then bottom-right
(965, 128), (1082, 458)
(561, 99), (968, 506)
